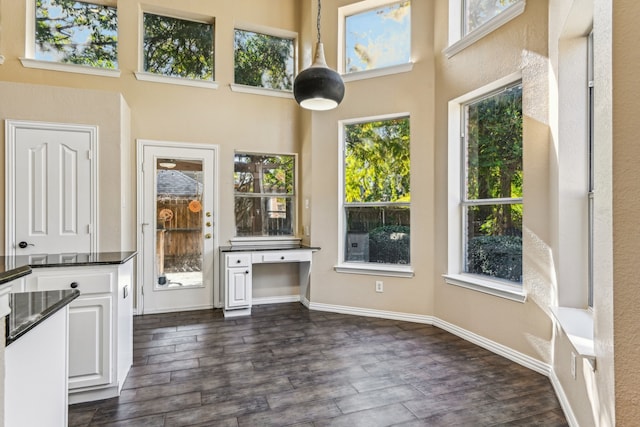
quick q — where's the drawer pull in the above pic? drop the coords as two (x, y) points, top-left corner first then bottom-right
(245, 270), (250, 274)
(70, 282), (79, 289)
(280, 256), (285, 260)
(237, 259), (241, 264)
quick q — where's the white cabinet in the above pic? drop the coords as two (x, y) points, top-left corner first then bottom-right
(5, 308), (69, 427)
(24, 260), (133, 404)
(220, 248), (316, 317)
(68, 295), (112, 389)
(224, 253), (252, 312)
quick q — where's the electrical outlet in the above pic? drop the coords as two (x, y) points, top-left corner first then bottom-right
(570, 352), (577, 379)
(375, 281), (383, 293)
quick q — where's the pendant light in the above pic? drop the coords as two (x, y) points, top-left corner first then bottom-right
(293, 0), (345, 111)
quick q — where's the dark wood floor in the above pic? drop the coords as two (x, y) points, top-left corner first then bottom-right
(69, 303), (568, 426)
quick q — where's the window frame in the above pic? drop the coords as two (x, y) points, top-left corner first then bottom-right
(444, 0), (526, 58)
(587, 31), (595, 309)
(230, 22), (297, 99)
(335, 113), (414, 278)
(231, 151), (299, 245)
(22, 0), (121, 77)
(337, 0), (413, 83)
(134, 7), (218, 89)
(444, 72), (526, 302)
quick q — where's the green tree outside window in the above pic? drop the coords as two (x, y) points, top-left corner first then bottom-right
(234, 29), (294, 91)
(344, 117), (411, 265)
(143, 13), (214, 80)
(35, 0), (118, 68)
(464, 83), (523, 282)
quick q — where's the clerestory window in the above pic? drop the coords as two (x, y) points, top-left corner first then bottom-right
(142, 12), (214, 81)
(34, 0), (118, 69)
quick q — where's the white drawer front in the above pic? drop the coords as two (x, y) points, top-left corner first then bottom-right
(255, 251), (312, 263)
(226, 254), (251, 267)
(30, 271), (113, 294)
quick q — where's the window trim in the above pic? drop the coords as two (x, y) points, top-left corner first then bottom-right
(233, 151), (299, 240)
(335, 113), (414, 277)
(446, 72), (525, 302)
(587, 31), (595, 309)
(138, 7), (216, 85)
(444, 0), (526, 58)
(20, 57), (121, 78)
(337, 0), (413, 80)
(232, 22), (298, 96)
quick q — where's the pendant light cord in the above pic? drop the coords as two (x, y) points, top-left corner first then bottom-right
(317, 0), (322, 44)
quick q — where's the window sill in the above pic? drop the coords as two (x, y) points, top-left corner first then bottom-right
(230, 84), (293, 99)
(550, 306), (596, 362)
(341, 62), (414, 83)
(334, 263), (414, 278)
(443, 1), (526, 59)
(135, 72), (218, 89)
(20, 58), (121, 78)
(443, 273), (526, 303)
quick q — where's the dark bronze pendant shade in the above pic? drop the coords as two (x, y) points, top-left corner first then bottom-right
(293, 0), (345, 111)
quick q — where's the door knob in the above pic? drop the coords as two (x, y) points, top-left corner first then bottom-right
(18, 241), (34, 249)
(205, 233), (212, 239)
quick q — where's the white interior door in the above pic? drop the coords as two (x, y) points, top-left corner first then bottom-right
(5, 120), (97, 256)
(139, 141), (217, 314)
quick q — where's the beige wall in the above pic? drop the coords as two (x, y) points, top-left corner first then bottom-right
(610, 0), (640, 424)
(0, 0), (303, 254)
(1, 0), (639, 425)
(0, 82), (131, 252)
(308, 0), (436, 316)
(432, 0), (553, 361)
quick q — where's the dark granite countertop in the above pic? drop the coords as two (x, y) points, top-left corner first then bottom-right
(0, 251), (137, 285)
(220, 245), (320, 252)
(6, 289), (80, 345)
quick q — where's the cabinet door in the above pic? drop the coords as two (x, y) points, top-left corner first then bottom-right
(226, 267), (251, 309)
(68, 295), (113, 390)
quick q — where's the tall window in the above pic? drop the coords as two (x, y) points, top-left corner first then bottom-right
(234, 153), (296, 237)
(464, 0), (519, 35)
(463, 82), (523, 283)
(342, 1), (411, 74)
(35, 0), (118, 68)
(143, 13), (214, 80)
(342, 116), (411, 265)
(234, 29), (295, 91)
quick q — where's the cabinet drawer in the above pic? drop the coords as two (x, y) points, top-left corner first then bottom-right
(226, 254), (251, 267)
(29, 271), (113, 294)
(254, 251), (312, 263)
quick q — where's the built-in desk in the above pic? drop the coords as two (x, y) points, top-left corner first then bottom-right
(219, 245), (319, 317)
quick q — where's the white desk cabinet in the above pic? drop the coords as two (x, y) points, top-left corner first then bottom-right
(24, 259), (133, 404)
(225, 253), (252, 309)
(220, 246), (317, 317)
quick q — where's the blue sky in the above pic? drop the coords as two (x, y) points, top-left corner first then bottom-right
(345, 1), (411, 73)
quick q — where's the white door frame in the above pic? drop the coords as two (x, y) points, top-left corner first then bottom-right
(136, 139), (221, 315)
(5, 119), (99, 257)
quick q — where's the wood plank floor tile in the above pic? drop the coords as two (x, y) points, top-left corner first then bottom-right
(69, 303), (568, 426)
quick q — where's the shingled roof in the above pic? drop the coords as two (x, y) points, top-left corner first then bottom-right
(157, 170), (203, 197)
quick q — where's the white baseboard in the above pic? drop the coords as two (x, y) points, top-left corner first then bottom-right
(140, 304), (213, 315)
(309, 301), (434, 324)
(252, 295), (300, 306)
(548, 369), (579, 427)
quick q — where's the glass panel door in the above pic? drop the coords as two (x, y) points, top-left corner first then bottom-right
(156, 158), (204, 289)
